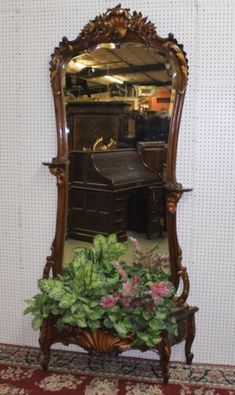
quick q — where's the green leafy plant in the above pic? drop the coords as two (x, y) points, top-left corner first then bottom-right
(25, 234), (178, 347)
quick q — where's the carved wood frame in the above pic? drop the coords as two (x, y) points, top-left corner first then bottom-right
(44, 4), (191, 307)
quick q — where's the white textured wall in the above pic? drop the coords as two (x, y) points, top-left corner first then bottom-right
(0, 0), (234, 365)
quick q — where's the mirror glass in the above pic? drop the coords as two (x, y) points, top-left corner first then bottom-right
(62, 42), (176, 268)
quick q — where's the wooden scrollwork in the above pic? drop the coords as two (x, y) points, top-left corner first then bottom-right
(163, 39), (188, 94)
(43, 161), (69, 275)
(166, 189), (190, 305)
(43, 251), (55, 278)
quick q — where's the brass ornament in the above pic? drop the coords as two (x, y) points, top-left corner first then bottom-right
(92, 137), (117, 151)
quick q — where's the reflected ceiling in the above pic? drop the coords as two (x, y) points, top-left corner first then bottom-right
(66, 44), (173, 98)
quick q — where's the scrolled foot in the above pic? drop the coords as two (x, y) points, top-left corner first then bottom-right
(158, 334), (171, 384)
(163, 374), (170, 384)
(185, 313), (196, 365)
(41, 356), (49, 371)
(39, 336), (51, 371)
(186, 351), (194, 365)
(40, 342), (51, 371)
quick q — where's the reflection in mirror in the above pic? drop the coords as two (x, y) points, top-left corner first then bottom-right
(62, 42), (176, 268)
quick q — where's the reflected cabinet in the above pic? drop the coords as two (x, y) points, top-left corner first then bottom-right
(40, 4), (198, 383)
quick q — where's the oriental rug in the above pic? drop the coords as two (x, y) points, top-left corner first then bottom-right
(0, 344), (234, 394)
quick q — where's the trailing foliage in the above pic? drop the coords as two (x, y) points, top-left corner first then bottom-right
(25, 234), (178, 347)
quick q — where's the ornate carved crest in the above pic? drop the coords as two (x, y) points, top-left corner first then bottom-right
(50, 4), (188, 98)
(79, 4), (158, 44)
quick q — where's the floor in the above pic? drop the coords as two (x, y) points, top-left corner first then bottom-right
(0, 344), (234, 395)
(63, 231), (169, 267)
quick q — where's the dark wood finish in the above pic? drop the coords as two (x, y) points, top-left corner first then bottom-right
(42, 160), (69, 276)
(68, 149), (163, 241)
(185, 311), (197, 364)
(137, 142), (167, 234)
(41, 4), (198, 384)
(137, 142), (167, 178)
(66, 101), (130, 151)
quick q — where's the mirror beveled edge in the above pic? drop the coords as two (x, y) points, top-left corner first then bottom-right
(44, 4), (190, 307)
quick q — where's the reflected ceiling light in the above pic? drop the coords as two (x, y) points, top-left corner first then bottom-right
(104, 75), (124, 84)
(72, 60), (86, 70)
(96, 43), (116, 49)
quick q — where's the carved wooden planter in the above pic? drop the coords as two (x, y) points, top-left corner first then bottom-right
(39, 306), (198, 383)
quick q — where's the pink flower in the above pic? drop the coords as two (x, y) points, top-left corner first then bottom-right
(129, 237), (141, 252)
(122, 275), (140, 297)
(100, 293), (120, 308)
(122, 298), (131, 307)
(132, 275), (141, 286)
(151, 281), (173, 304)
(113, 261), (128, 282)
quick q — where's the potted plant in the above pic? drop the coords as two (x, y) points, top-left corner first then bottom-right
(25, 234), (178, 347)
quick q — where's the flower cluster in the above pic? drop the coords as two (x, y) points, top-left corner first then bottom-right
(100, 259), (173, 311)
(129, 236), (170, 271)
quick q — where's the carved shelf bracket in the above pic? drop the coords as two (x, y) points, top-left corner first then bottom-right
(167, 190), (183, 215)
(43, 162), (68, 188)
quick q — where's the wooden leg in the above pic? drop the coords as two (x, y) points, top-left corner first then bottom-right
(39, 339), (51, 371)
(39, 319), (53, 371)
(185, 313), (196, 365)
(158, 336), (171, 384)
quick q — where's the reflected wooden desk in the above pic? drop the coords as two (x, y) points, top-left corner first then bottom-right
(67, 149), (164, 241)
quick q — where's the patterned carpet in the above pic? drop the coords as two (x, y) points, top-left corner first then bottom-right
(0, 344), (234, 394)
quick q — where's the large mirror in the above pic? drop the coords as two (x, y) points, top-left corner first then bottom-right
(46, 3), (189, 289)
(62, 42), (176, 268)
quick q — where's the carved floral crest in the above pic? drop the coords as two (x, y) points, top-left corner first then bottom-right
(79, 4), (158, 43)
